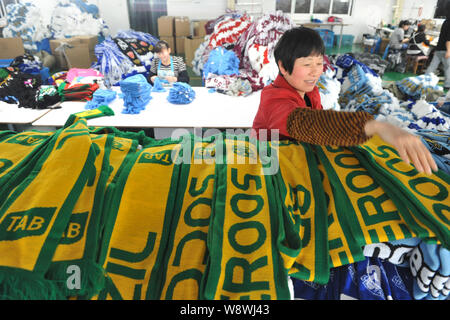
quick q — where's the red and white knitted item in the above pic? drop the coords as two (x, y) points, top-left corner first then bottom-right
(208, 15), (253, 49)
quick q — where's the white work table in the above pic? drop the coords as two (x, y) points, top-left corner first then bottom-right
(0, 101), (53, 130)
(31, 87), (262, 138)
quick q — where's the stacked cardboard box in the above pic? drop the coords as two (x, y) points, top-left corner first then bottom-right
(0, 38), (25, 59)
(157, 16), (192, 55)
(50, 35), (98, 70)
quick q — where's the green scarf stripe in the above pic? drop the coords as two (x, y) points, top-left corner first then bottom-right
(0, 131), (16, 142)
(303, 143), (330, 284)
(260, 140), (290, 300)
(85, 134), (114, 260)
(146, 137), (193, 299)
(203, 137), (227, 300)
(313, 146), (365, 261)
(351, 147), (449, 247)
(351, 148), (431, 239)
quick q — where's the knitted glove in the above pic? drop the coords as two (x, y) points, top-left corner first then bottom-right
(286, 108), (374, 146)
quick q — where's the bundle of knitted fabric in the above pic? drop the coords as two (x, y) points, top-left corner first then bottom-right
(85, 89), (117, 110)
(207, 14), (252, 49)
(92, 31), (158, 87)
(0, 69), (41, 108)
(167, 82), (196, 104)
(50, 0), (109, 39)
(152, 77), (166, 92)
(202, 47), (240, 80)
(10, 54), (43, 75)
(339, 64), (397, 115)
(317, 69), (341, 111)
(205, 75), (252, 97)
(396, 73), (443, 101)
(233, 11), (293, 88)
(0, 117), (449, 300)
(119, 74), (152, 114)
(2, 2), (52, 52)
(352, 52), (390, 77)
(57, 81), (99, 102)
(93, 37), (135, 87)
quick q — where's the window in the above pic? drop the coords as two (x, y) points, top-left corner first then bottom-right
(276, 0), (292, 13)
(294, 0), (311, 13)
(278, 0), (353, 16)
(332, 0), (350, 15)
(313, 0), (330, 14)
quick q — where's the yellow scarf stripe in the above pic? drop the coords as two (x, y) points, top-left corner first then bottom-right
(46, 133), (114, 298)
(98, 140), (183, 300)
(204, 135), (290, 300)
(157, 136), (217, 300)
(0, 119), (96, 299)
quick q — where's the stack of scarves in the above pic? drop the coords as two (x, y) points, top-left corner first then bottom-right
(119, 74), (152, 114)
(396, 74), (443, 101)
(167, 82), (196, 104)
(2, 2), (52, 52)
(0, 114), (449, 300)
(202, 47), (240, 80)
(207, 14), (252, 49)
(57, 81), (99, 102)
(85, 89), (117, 110)
(93, 31), (158, 87)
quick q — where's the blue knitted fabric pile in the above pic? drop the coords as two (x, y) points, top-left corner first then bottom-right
(167, 82), (196, 104)
(152, 77), (167, 92)
(119, 74), (152, 114)
(85, 89), (117, 110)
(202, 47), (240, 79)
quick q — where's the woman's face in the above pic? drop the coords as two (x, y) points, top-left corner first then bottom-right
(157, 47), (171, 62)
(279, 54), (324, 98)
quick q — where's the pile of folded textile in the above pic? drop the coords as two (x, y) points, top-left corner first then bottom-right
(119, 74), (152, 114)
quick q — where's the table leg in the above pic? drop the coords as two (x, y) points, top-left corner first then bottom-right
(339, 24), (344, 50)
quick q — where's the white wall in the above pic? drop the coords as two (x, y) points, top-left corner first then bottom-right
(167, 0), (227, 20)
(399, 0), (438, 22)
(96, 0), (130, 35)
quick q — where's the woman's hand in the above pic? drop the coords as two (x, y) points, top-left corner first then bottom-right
(165, 76), (178, 83)
(364, 120), (438, 175)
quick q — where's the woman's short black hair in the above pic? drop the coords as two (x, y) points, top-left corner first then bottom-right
(274, 27), (325, 75)
(399, 20), (411, 28)
(155, 40), (170, 53)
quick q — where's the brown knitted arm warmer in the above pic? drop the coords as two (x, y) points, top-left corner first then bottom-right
(286, 108), (374, 146)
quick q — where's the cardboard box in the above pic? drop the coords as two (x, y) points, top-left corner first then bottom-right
(158, 16), (175, 37)
(379, 38), (390, 55)
(193, 20), (209, 37)
(159, 36), (175, 53)
(0, 37), (25, 59)
(174, 16), (190, 37)
(175, 36), (186, 54)
(184, 36), (205, 67)
(50, 35), (98, 70)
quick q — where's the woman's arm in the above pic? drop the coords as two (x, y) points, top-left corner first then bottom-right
(177, 70), (190, 84)
(286, 108), (438, 175)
